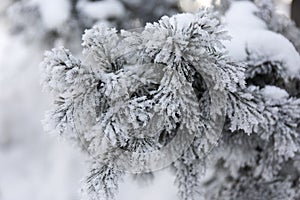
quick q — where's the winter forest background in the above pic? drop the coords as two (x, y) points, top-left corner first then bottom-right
(1, 0), (300, 200)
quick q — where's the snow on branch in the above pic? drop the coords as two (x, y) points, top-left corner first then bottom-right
(41, 8), (263, 200)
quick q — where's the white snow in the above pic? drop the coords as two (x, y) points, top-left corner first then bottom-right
(169, 13), (195, 31)
(77, 0), (125, 20)
(37, 0), (71, 29)
(224, 1), (300, 78)
(225, 1), (267, 30)
(0, 20), (86, 200)
(247, 30), (300, 75)
(261, 85), (289, 100)
(117, 169), (178, 200)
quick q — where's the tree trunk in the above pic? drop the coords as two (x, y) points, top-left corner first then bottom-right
(292, 0), (300, 27)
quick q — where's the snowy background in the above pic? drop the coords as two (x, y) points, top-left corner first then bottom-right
(0, 0), (295, 200)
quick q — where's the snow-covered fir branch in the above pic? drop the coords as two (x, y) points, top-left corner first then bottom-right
(40, 8), (261, 200)
(202, 1), (300, 200)
(40, 1), (300, 200)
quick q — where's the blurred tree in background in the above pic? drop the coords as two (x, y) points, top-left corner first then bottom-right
(6, 0), (180, 51)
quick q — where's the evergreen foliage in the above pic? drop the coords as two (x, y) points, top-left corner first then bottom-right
(40, 1), (300, 200)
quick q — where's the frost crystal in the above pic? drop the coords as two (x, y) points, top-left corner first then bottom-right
(41, 9), (254, 200)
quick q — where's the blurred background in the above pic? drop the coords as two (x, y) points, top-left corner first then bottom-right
(0, 0), (299, 200)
